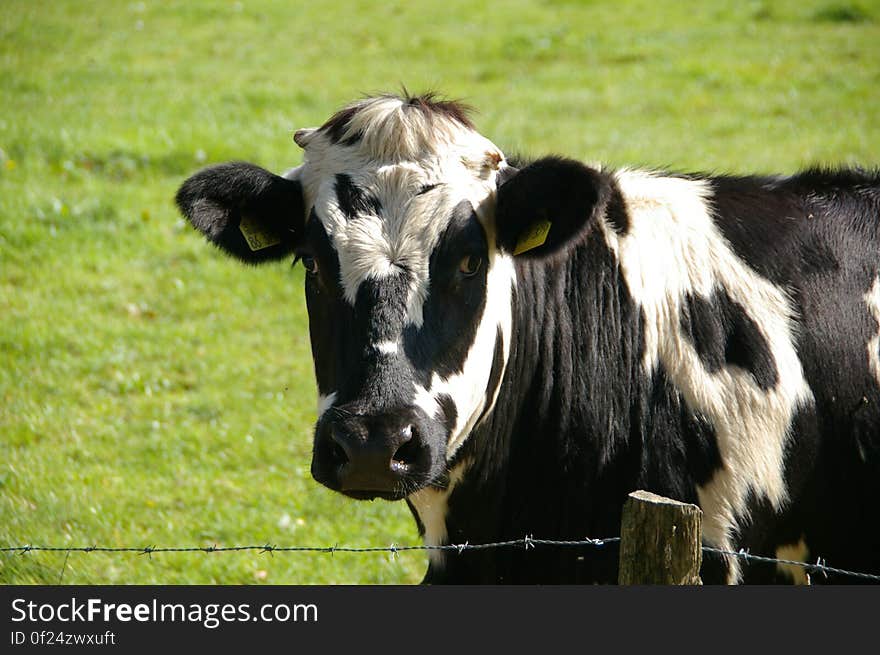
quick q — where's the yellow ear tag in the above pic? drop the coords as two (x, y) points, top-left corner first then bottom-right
(239, 214), (282, 251)
(513, 219), (552, 255)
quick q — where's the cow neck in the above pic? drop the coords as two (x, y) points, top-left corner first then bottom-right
(448, 227), (640, 543)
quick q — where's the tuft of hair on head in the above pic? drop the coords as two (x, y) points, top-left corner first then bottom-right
(316, 91), (477, 161)
(398, 89), (475, 130)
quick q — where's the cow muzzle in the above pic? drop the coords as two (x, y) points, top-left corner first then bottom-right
(311, 406), (439, 501)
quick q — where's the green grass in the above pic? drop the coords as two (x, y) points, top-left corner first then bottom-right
(1, 0), (878, 584)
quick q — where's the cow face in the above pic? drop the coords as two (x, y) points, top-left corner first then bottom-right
(290, 95), (521, 501)
(177, 93), (606, 501)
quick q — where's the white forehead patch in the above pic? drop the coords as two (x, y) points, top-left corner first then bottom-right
(295, 95), (506, 326)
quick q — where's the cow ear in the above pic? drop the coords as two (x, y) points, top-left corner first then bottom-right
(494, 157), (609, 258)
(176, 162), (305, 263)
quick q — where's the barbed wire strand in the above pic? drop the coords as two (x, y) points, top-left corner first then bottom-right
(702, 545), (880, 583)
(0, 536), (617, 556)
(3, 537), (879, 582)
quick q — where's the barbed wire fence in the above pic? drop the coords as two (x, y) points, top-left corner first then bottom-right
(4, 536), (880, 583)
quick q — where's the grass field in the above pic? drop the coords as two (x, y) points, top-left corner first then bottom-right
(1, 0), (878, 584)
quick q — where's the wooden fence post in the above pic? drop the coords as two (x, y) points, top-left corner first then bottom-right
(619, 490), (703, 585)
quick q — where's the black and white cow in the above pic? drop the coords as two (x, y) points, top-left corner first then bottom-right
(177, 93), (880, 584)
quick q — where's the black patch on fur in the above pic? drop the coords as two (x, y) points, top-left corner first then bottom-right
(684, 410), (724, 487)
(176, 161), (304, 263)
(321, 104), (363, 146)
(302, 215), (348, 397)
(355, 274), (410, 346)
(406, 499), (426, 536)
(480, 326), (505, 422)
(799, 233), (841, 277)
(436, 393), (458, 439)
(705, 169), (880, 286)
(638, 366), (725, 499)
(417, 183), (441, 196)
(729, 400), (824, 584)
(645, 371), (723, 488)
(403, 202), (489, 380)
(316, 273), (416, 415)
(603, 184), (631, 235)
(303, 210), (410, 409)
(335, 174), (382, 219)
(680, 288), (779, 390)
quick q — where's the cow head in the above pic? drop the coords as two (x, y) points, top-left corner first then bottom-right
(177, 93), (607, 501)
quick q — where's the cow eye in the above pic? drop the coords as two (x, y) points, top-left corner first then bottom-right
(459, 255), (483, 276)
(301, 256), (319, 276)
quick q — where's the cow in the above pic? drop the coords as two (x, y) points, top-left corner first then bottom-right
(176, 92), (880, 584)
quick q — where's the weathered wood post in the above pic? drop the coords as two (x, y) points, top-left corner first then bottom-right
(619, 490), (703, 585)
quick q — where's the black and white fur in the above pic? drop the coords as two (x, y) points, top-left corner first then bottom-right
(177, 93), (880, 584)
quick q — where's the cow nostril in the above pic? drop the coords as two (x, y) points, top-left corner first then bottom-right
(391, 426), (418, 472)
(328, 431), (350, 468)
(330, 441), (348, 467)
